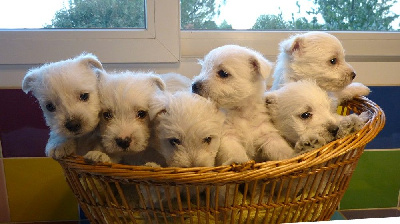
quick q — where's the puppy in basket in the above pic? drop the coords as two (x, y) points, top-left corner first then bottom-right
(262, 80), (369, 199)
(265, 80), (368, 154)
(135, 91), (225, 208)
(271, 31), (370, 103)
(83, 71), (167, 164)
(192, 45), (294, 165)
(22, 53), (103, 159)
(150, 91), (225, 167)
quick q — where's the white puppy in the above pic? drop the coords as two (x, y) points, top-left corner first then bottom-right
(263, 80), (368, 198)
(83, 71), (166, 164)
(271, 31), (370, 102)
(22, 53), (103, 159)
(135, 91), (225, 209)
(150, 91), (225, 167)
(264, 80), (368, 154)
(192, 45), (294, 165)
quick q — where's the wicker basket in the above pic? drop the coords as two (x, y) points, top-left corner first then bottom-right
(57, 96), (385, 224)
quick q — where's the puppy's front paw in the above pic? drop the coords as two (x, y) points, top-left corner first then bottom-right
(144, 162), (161, 168)
(220, 156), (250, 166)
(295, 135), (326, 154)
(46, 140), (76, 159)
(336, 83), (370, 103)
(337, 113), (368, 139)
(346, 82), (370, 97)
(84, 151), (112, 163)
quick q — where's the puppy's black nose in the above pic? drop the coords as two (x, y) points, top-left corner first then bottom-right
(65, 119), (82, 133)
(328, 125), (339, 137)
(350, 72), (356, 80)
(192, 82), (202, 94)
(115, 137), (132, 150)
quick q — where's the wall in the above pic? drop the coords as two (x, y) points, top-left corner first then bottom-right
(0, 57), (399, 222)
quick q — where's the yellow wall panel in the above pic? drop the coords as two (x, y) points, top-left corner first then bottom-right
(3, 157), (79, 222)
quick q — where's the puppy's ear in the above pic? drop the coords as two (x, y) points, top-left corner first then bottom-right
(150, 76), (166, 91)
(281, 35), (304, 55)
(22, 68), (40, 94)
(77, 53), (104, 70)
(149, 93), (170, 120)
(249, 56), (273, 80)
(264, 91), (278, 111)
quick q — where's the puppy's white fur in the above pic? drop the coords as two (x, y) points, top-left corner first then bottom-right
(150, 91), (225, 167)
(159, 72), (192, 93)
(84, 71), (166, 164)
(192, 45), (294, 165)
(271, 31), (370, 102)
(22, 53), (103, 159)
(137, 91), (225, 208)
(265, 80), (368, 154)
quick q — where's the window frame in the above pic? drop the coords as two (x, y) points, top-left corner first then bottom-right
(0, 0), (180, 64)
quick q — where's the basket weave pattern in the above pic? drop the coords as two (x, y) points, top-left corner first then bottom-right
(57, 96), (385, 224)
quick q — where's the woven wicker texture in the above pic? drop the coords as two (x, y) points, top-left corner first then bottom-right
(57, 96), (385, 224)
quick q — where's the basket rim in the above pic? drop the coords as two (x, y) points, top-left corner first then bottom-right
(57, 96), (385, 183)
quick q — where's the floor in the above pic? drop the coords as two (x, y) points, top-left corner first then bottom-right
(334, 207), (400, 220)
(4, 207), (399, 223)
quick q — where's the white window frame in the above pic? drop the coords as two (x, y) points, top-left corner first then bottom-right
(0, 0), (180, 64)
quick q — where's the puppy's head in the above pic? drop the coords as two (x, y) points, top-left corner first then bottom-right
(22, 53), (103, 137)
(265, 80), (339, 145)
(97, 71), (165, 154)
(192, 45), (272, 109)
(280, 32), (356, 91)
(150, 92), (225, 167)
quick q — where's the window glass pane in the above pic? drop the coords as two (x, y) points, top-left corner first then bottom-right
(0, 0), (145, 29)
(181, 0), (400, 31)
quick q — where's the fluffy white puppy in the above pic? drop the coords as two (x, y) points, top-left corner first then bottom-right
(84, 71), (166, 164)
(263, 80), (368, 198)
(192, 45), (294, 165)
(150, 91), (225, 167)
(264, 80), (368, 154)
(135, 91), (225, 209)
(22, 53), (103, 159)
(271, 31), (370, 102)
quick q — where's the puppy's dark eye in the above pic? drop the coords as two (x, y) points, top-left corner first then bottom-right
(168, 138), (181, 146)
(103, 111), (113, 120)
(203, 136), (212, 144)
(330, 58), (337, 65)
(300, 112), (312, 119)
(217, 69), (230, 78)
(45, 103), (56, 112)
(137, 110), (147, 119)
(80, 93), (90, 101)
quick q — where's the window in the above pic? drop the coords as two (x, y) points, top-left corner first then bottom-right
(180, 0), (400, 65)
(0, 0), (179, 64)
(181, 0), (400, 31)
(0, 0), (145, 29)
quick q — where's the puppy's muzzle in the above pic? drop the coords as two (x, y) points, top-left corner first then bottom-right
(192, 81), (203, 95)
(115, 137), (132, 150)
(328, 124), (339, 137)
(65, 119), (82, 133)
